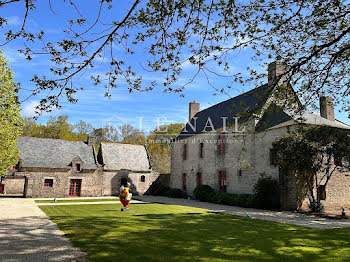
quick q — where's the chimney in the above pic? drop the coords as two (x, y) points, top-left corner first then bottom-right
(320, 96), (335, 121)
(268, 61), (286, 87)
(189, 101), (200, 121)
(87, 135), (95, 146)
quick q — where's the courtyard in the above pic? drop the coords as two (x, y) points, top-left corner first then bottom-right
(37, 200), (350, 262)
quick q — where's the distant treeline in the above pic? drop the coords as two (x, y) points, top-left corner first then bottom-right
(22, 115), (183, 173)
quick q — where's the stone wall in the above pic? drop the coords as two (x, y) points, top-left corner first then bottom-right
(170, 120), (286, 196)
(16, 169), (103, 198)
(170, 119), (350, 211)
(102, 171), (159, 196)
(2, 177), (26, 195)
(299, 169), (350, 214)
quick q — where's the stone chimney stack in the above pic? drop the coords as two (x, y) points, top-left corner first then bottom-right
(268, 61), (286, 87)
(87, 135), (95, 146)
(320, 96), (335, 121)
(189, 101), (200, 121)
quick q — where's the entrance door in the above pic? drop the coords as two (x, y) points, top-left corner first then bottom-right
(69, 179), (82, 197)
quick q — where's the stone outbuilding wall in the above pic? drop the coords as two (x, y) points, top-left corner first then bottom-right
(13, 168), (103, 198)
(102, 171), (159, 196)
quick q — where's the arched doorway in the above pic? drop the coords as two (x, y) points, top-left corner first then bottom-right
(120, 177), (127, 187)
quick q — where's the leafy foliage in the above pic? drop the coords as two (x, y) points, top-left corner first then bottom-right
(1, 1), (349, 113)
(193, 184), (215, 202)
(253, 173), (280, 210)
(146, 123), (183, 173)
(193, 185), (258, 209)
(164, 188), (186, 198)
(273, 125), (350, 211)
(0, 51), (23, 175)
(147, 181), (169, 196)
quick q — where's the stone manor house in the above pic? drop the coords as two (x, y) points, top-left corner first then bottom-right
(170, 61), (350, 211)
(0, 136), (159, 198)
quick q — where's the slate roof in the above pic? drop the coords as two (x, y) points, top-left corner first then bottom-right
(176, 84), (273, 140)
(98, 142), (151, 171)
(17, 137), (97, 169)
(266, 110), (350, 130)
(176, 83), (350, 139)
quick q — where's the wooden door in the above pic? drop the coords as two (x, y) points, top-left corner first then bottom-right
(69, 179), (82, 197)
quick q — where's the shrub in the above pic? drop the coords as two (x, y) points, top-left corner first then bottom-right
(237, 194), (251, 207)
(193, 185), (215, 202)
(253, 173), (280, 210)
(164, 188), (186, 198)
(148, 182), (169, 196)
(246, 195), (257, 208)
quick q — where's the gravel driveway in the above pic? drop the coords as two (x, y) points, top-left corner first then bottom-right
(0, 198), (87, 262)
(137, 195), (350, 229)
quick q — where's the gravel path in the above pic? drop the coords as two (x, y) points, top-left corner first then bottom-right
(0, 198), (87, 262)
(137, 195), (350, 229)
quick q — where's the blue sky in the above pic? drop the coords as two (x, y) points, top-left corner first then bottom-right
(1, 0), (349, 133)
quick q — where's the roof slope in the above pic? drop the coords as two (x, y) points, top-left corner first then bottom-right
(266, 110), (350, 130)
(177, 84), (273, 139)
(99, 142), (151, 171)
(17, 137), (97, 169)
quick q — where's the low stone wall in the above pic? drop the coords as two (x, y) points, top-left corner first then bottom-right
(2, 177), (25, 195)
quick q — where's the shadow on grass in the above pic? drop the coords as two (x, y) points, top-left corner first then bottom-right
(40, 203), (350, 262)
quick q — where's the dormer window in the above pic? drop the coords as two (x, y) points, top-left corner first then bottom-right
(71, 156), (84, 172)
(75, 163), (81, 172)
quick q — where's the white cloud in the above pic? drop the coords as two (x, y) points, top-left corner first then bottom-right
(21, 100), (58, 117)
(5, 16), (21, 26)
(21, 100), (40, 117)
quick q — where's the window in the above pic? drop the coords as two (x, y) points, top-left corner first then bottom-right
(44, 179), (53, 188)
(141, 175), (145, 182)
(318, 185), (326, 200)
(74, 163), (81, 172)
(218, 134), (226, 155)
(237, 169), (242, 176)
(183, 144), (187, 160)
(219, 171), (227, 192)
(183, 173), (187, 191)
(200, 142), (204, 158)
(197, 172), (202, 186)
(270, 149), (276, 166)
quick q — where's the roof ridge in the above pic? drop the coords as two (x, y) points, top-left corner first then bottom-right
(193, 83), (269, 116)
(101, 142), (144, 147)
(19, 136), (87, 144)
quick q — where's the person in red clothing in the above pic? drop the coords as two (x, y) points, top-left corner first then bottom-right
(119, 182), (132, 211)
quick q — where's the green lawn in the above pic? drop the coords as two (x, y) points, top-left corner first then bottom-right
(35, 198), (118, 203)
(39, 203), (350, 262)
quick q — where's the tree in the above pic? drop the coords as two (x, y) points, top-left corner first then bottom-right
(74, 120), (93, 135)
(74, 120), (93, 141)
(119, 123), (145, 144)
(0, 51), (22, 175)
(147, 123), (183, 173)
(0, 1), (349, 114)
(273, 125), (350, 212)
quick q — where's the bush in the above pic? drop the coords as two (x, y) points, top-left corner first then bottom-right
(253, 173), (280, 210)
(148, 182), (169, 196)
(193, 185), (215, 202)
(237, 194), (251, 207)
(164, 188), (186, 198)
(211, 192), (255, 207)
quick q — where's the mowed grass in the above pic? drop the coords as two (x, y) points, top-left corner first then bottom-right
(39, 203), (350, 262)
(35, 198), (118, 203)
